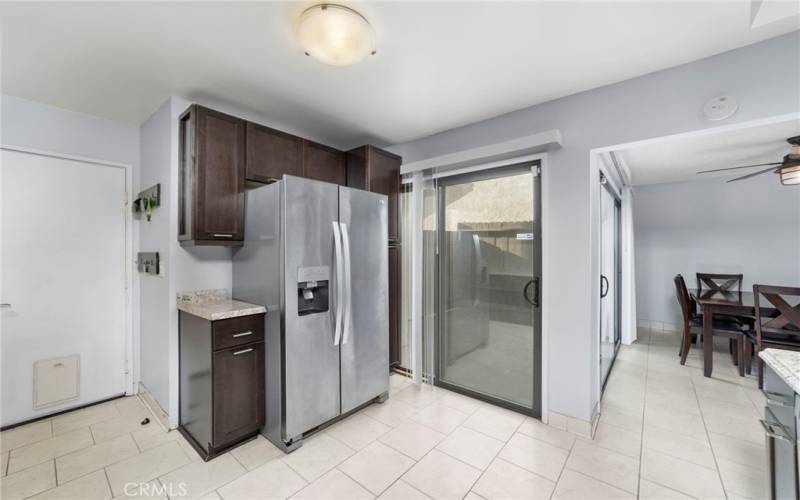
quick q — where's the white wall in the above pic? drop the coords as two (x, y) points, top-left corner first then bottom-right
(634, 175), (800, 328)
(1, 95), (141, 423)
(388, 32), (800, 421)
(138, 96), (232, 427)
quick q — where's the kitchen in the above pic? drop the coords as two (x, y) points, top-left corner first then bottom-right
(1, 2), (799, 499)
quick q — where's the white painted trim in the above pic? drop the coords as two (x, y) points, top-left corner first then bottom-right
(0, 144), (137, 397)
(400, 129), (562, 175)
(593, 112), (800, 154)
(539, 153), (550, 420)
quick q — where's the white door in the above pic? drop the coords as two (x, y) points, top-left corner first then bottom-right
(1, 149), (128, 426)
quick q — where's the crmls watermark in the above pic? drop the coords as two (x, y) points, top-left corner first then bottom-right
(123, 482), (188, 497)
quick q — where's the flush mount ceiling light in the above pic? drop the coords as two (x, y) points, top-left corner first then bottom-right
(297, 4), (375, 66)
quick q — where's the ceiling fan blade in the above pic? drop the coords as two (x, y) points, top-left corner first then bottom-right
(726, 166), (780, 183)
(697, 162), (782, 174)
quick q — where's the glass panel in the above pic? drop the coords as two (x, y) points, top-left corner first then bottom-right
(600, 185), (621, 386)
(438, 169), (538, 408)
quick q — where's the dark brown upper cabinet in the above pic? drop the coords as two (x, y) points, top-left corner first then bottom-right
(179, 105), (246, 246)
(302, 140), (347, 185)
(245, 122), (303, 183)
(346, 146), (402, 243)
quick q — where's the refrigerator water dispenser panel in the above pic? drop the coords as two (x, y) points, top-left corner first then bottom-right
(297, 266), (329, 315)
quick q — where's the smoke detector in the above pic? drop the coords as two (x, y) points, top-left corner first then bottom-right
(703, 95), (738, 121)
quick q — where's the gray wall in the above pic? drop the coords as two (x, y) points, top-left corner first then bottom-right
(388, 32), (800, 421)
(634, 175), (800, 328)
(139, 96), (233, 426)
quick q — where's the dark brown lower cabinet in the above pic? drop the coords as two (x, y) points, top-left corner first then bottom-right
(179, 311), (265, 460)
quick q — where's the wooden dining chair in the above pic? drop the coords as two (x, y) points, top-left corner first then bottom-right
(748, 284), (800, 389)
(696, 273), (744, 293)
(674, 274), (746, 368)
(696, 272), (756, 361)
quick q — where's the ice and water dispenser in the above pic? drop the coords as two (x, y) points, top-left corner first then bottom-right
(297, 266), (329, 315)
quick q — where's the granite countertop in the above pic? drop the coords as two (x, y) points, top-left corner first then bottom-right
(760, 348), (800, 394)
(177, 289), (266, 321)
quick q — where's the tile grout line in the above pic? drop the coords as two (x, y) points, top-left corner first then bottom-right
(636, 326), (652, 499)
(102, 466), (113, 498)
(690, 375), (731, 500)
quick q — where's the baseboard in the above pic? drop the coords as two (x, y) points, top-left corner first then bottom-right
(137, 382), (172, 431)
(1, 394), (124, 431)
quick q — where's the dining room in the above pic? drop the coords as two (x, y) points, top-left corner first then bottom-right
(594, 115), (800, 498)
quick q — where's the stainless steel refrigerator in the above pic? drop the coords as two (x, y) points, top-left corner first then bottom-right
(232, 175), (389, 452)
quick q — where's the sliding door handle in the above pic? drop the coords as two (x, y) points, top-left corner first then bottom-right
(600, 275), (609, 298)
(524, 278), (540, 308)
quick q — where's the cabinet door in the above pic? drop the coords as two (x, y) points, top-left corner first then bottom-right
(246, 122), (302, 183)
(389, 246), (401, 367)
(367, 148), (401, 243)
(195, 106), (246, 241)
(212, 342), (265, 447)
(302, 140), (346, 185)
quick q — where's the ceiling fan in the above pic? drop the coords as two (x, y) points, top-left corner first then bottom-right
(697, 135), (800, 185)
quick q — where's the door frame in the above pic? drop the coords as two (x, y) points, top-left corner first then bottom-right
(1, 144), (136, 397)
(599, 176), (622, 391)
(432, 161), (543, 417)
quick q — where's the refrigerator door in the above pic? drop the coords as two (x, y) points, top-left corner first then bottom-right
(339, 186), (389, 414)
(283, 176), (342, 440)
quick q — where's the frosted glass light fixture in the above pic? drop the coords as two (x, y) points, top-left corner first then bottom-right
(297, 4), (375, 66)
(780, 163), (800, 185)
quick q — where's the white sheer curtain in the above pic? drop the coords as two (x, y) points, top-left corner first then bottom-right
(621, 186), (637, 345)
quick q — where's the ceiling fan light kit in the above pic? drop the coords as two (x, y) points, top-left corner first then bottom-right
(296, 3), (375, 66)
(697, 135), (800, 186)
(781, 164), (800, 185)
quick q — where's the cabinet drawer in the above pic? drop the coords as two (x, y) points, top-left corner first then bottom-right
(212, 314), (264, 351)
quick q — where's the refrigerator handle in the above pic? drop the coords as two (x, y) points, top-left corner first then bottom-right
(332, 221), (344, 346)
(340, 223), (352, 345)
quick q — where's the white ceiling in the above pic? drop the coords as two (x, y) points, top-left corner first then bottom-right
(1, 2), (798, 149)
(618, 118), (800, 185)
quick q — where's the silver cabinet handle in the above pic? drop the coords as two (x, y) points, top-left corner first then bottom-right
(0, 303), (10, 308)
(763, 390), (794, 408)
(332, 221), (344, 346)
(232, 331), (253, 338)
(233, 348), (254, 356)
(340, 222), (352, 345)
(760, 418), (793, 442)
(213, 233), (233, 238)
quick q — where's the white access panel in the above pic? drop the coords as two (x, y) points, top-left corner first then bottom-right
(34, 355), (80, 408)
(1, 149), (128, 426)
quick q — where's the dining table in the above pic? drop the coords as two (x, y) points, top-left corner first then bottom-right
(689, 288), (761, 378)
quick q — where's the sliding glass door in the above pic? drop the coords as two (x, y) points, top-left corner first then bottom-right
(600, 179), (621, 388)
(435, 163), (542, 416)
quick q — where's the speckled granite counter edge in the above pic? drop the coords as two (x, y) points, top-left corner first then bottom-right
(760, 348), (800, 394)
(177, 289), (266, 321)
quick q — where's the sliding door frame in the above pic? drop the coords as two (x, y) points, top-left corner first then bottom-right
(599, 177), (622, 391)
(433, 161), (542, 417)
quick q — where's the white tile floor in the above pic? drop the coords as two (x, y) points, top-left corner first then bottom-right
(0, 326), (765, 499)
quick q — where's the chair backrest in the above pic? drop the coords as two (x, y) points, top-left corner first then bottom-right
(754, 284), (800, 339)
(674, 274), (695, 323)
(697, 273), (743, 293)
